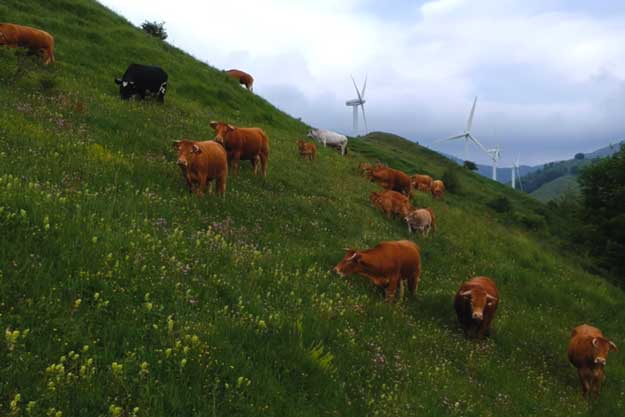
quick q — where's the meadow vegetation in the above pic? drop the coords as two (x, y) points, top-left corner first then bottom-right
(1, 1), (624, 416)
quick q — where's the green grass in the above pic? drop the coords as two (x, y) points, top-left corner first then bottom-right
(531, 175), (580, 202)
(1, 1), (624, 416)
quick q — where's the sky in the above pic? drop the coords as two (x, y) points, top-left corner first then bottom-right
(98, 0), (625, 166)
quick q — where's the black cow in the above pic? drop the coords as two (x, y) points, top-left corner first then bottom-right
(114, 64), (168, 102)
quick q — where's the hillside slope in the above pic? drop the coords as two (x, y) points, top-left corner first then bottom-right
(531, 175), (580, 202)
(1, 2), (624, 416)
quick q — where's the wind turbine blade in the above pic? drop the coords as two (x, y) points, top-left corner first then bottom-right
(466, 96), (477, 132)
(361, 75), (367, 99)
(467, 133), (489, 154)
(361, 104), (368, 133)
(351, 75), (363, 102)
(435, 133), (466, 143)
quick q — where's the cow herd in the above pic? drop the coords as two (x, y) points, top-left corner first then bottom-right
(1, 21), (618, 401)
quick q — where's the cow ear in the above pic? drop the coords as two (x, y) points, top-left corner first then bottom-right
(460, 290), (472, 298)
(227, 124), (235, 132)
(609, 341), (618, 352)
(486, 294), (498, 302)
(347, 252), (361, 262)
(191, 144), (202, 154)
(592, 338), (599, 348)
(115, 78), (122, 85)
(172, 140), (181, 149)
(210, 121), (218, 129)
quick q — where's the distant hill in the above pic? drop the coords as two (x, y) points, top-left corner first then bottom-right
(530, 175), (580, 202)
(443, 142), (624, 197)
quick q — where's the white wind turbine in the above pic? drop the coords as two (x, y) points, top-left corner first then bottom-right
(486, 145), (502, 181)
(511, 156), (523, 190)
(346, 75), (368, 135)
(436, 96), (480, 162)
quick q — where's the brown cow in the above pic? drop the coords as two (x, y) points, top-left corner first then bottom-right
(0, 23), (55, 64)
(405, 208), (436, 236)
(431, 179), (445, 199)
(454, 276), (499, 339)
(370, 190), (412, 219)
(358, 162), (373, 177)
(369, 165), (412, 197)
(226, 69), (254, 91)
(173, 139), (227, 196)
(210, 121), (269, 176)
(297, 140), (316, 161)
(568, 324), (618, 398)
(334, 240), (421, 302)
(411, 174), (433, 193)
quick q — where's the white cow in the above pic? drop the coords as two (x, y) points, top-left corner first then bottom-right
(307, 128), (348, 156)
(405, 208), (436, 237)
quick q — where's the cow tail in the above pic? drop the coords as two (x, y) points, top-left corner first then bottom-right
(426, 208), (436, 233)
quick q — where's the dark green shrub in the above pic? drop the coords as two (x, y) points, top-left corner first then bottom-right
(141, 20), (168, 40)
(441, 169), (461, 193)
(487, 196), (511, 213)
(463, 160), (478, 171)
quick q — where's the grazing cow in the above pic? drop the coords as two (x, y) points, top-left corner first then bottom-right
(411, 174), (433, 193)
(307, 128), (348, 156)
(0, 23), (55, 64)
(172, 139), (228, 196)
(431, 179), (445, 199)
(454, 277), (499, 339)
(210, 121), (269, 176)
(358, 162), (373, 176)
(334, 240), (421, 302)
(297, 140), (316, 161)
(226, 69), (254, 91)
(369, 165), (412, 197)
(405, 208), (436, 236)
(568, 324), (618, 398)
(370, 190), (412, 219)
(115, 64), (168, 102)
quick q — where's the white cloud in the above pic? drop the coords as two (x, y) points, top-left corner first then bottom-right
(98, 0), (625, 165)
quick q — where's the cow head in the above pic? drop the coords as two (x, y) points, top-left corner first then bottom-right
(306, 129), (317, 139)
(0, 30), (7, 45)
(459, 288), (497, 321)
(115, 78), (136, 100)
(210, 121), (235, 145)
(591, 337), (618, 366)
(173, 140), (202, 168)
(334, 249), (364, 276)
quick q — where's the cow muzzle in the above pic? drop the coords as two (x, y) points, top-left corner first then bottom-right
(595, 357), (606, 365)
(333, 267), (345, 276)
(472, 312), (483, 321)
(176, 159), (188, 167)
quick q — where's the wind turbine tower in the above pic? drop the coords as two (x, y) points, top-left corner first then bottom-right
(346, 75), (368, 135)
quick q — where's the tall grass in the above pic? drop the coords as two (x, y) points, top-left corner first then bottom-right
(0, 1), (624, 416)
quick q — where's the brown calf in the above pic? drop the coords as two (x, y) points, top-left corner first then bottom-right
(210, 121), (269, 176)
(173, 139), (228, 196)
(568, 324), (618, 398)
(431, 180), (445, 199)
(226, 69), (254, 91)
(0, 23), (55, 64)
(370, 190), (412, 219)
(297, 140), (316, 161)
(334, 240), (421, 302)
(454, 276), (499, 339)
(369, 165), (412, 197)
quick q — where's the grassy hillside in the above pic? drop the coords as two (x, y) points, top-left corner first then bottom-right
(531, 175), (581, 202)
(1, 2), (624, 416)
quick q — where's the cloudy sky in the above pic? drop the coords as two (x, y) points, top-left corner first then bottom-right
(99, 0), (625, 166)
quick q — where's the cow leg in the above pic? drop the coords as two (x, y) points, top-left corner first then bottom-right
(384, 275), (400, 302)
(217, 175), (227, 197)
(398, 280), (405, 302)
(197, 174), (208, 196)
(261, 153), (268, 176)
(578, 369), (590, 398)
